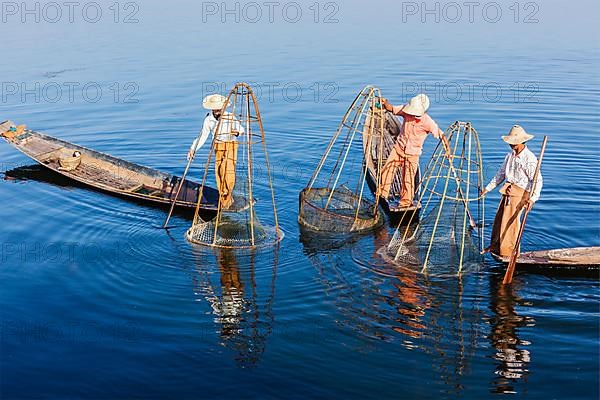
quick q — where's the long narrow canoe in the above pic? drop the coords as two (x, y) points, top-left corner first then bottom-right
(1, 120), (220, 212)
(491, 247), (600, 276)
(362, 109), (421, 223)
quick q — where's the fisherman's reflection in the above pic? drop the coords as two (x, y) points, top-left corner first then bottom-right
(489, 277), (534, 393)
(210, 249), (245, 336)
(374, 227), (430, 338)
(192, 248), (277, 367)
(303, 226), (479, 393)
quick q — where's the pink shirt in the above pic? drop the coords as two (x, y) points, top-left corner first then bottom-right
(392, 105), (444, 156)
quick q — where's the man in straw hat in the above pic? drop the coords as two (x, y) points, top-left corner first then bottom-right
(481, 125), (543, 257)
(378, 94), (450, 208)
(188, 94), (245, 209)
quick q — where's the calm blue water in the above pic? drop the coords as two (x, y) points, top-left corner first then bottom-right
(1, 1), (599, 398)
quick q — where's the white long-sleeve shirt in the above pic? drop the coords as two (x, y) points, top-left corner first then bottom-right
(485, 146), (543, 202)
(189, 112), (245, 155)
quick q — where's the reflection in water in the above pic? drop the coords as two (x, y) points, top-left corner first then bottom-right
(375, 229), (430, 339)
(488, 277), (534, 394)
(300, 228), (483, 394)
(191, 247), (278, 367)
(5, 164), (85, 187)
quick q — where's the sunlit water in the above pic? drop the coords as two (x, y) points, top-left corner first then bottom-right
(1, 1), (599, 398)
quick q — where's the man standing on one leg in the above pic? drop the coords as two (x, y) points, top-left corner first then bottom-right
(378, 94), (450, 208)
(188, 94), (244, 209)
(481, 125), (543, 258)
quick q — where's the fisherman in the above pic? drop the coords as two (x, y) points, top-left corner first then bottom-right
(378, 94), (450, 208)
(188, 94), (244, 209)
(481, 125), (543, 257)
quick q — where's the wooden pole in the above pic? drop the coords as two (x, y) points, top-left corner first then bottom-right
(503, 136), (548, 284)
(162, 154), (194, 229)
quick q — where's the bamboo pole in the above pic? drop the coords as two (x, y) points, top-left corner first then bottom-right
(307, 88), (368, 190)
(458, 127), (473, 274)
(324, 89), (372, 210)
(503, 136), (548, 284)
(421, 127), (463, 272)
(162, 154), (194, 229)
(353, 93), (383, 227)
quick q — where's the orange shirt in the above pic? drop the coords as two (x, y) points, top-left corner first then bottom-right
(392, 105), (443, 156)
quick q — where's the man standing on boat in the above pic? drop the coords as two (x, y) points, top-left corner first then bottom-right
(378, 94), (450, 208)
(188, 94), (244, 209)
(481, 125), (543, 258)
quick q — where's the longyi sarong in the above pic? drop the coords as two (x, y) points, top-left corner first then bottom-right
(489, 183), (530, 257)
(214, 141), (238, 209)
(379, 143), (420, 208)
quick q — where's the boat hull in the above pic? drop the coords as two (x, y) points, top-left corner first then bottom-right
(490, 247), (600, 277)
(1, 120), (220, 213)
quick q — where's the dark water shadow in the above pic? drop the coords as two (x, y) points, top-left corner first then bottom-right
(3, 164), (214, 221)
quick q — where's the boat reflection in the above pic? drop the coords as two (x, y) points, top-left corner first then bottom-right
(5, 164), (206, 219)
(190, 246), (278, 367)
(5, 164), (84, 187)
(488, 276), (534, 394)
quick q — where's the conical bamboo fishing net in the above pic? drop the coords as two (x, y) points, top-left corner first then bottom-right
(186, 83), (283, 249)
(298, 86), (385, 233)
(386, 121), (485, 275)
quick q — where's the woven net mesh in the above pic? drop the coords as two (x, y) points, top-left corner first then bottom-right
(187, 213), (281, 249)
(298, 86), (385, 234)
(384, 121), (485, 275)
(299, 186), (383, 233)
(386, 200), (481, 274)
(187, 83), (282, 249)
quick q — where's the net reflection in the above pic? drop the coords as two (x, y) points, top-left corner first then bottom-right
(488, 276), (534, 394)
(190, 246), (278, 367)
(300, 228), (483, 394)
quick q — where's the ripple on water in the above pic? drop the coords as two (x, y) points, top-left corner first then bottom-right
(298, 227), (489, 357)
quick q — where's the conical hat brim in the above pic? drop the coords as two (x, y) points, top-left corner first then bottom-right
(203, 97), (228, 110)
(502, 133), (534, 144)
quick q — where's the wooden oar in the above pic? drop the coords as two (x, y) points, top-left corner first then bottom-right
(162, 154), (194, 229)
(503, 136), (548, 284)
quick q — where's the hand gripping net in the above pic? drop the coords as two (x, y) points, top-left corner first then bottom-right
(186, 83), (283, 249)
(385, 121), (486, 275)
(298, 86), (386, 233)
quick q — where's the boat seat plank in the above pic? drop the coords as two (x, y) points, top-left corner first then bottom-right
(19, 136), (64, 157)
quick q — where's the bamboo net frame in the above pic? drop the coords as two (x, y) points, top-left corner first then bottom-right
(386, 121), (485, 275)
(186, 83), (283, 249)
(298, 85), (386, 233)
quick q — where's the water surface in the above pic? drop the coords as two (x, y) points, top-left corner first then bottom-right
(1, 1), (599, 398)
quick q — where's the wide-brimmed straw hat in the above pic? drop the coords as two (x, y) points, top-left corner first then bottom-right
(203, 94), (228, 110)
(502, 125), (534, 145)
(403, 94), (430, 117)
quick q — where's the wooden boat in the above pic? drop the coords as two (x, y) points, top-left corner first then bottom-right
(1, 120), (221, 214)
(363, 109), (421, 224)
(491, 247), (600, 276)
